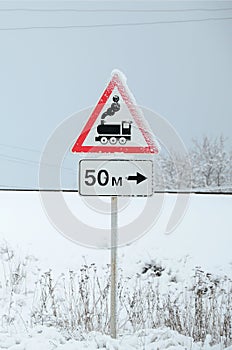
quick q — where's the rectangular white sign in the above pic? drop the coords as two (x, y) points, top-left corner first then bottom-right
(79, 159), (153, 197)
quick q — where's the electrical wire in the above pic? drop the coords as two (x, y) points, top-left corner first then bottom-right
(0, 188), (232, 194)
(0, 142), (41, 154)
(0, 7), (232, 13)
(0, 153), (74, 172)
(0, 185), (35, 190)
(0, 143), (75, 171)
(0, 16), (232, 31)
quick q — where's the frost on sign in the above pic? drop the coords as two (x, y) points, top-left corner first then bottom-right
(71, 70), (159, 154)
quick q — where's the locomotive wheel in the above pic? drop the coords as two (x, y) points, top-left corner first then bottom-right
(109, 137), (117, 145)
(119, 137), (127, 145)
(100, 137), (108, 144)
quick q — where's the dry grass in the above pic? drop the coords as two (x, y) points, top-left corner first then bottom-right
(0, 243), (231, 347)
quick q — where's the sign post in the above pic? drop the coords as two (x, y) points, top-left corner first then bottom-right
(110, 196), (118, 338)
(71, 70), (159, 338)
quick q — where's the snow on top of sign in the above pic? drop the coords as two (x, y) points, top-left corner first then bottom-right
(111, 68), (127, 83)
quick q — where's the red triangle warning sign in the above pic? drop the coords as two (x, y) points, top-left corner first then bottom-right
(71, 70), (159, 154)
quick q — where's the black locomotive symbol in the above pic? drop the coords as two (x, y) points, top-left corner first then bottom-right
(95, 121), (132, 145)
(95, 95), (132, 145)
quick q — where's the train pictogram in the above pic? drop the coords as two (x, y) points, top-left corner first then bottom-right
(95, 95), (132, 145)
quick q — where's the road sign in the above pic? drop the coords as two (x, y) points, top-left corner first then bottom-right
(72, 71), (158, 339)
(79, 159), (153, 196)
(72, 70), (159, 154)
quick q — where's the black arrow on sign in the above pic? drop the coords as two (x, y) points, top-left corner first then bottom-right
(127, 172), (147, 185)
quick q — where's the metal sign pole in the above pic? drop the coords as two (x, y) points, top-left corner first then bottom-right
(110, 196), (118, 339)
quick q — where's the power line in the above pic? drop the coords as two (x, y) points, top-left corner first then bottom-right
(0, 188), (232, 194)
(0, 185), (35, 190)
(0, 16), (232, 31)
(0, 7), (232, 13)
(0, 143), (75, 171)
(0, 142), (41, 154)
(0, 153), (74, 172)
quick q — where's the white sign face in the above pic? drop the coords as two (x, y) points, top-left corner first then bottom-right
(79, 159), (153, 197)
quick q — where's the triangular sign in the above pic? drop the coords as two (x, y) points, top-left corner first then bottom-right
(71, 70), (159, 154)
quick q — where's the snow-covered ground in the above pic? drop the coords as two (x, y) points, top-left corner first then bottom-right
(0, 191), (231, 349)
(2, 326), (232, 350)
(0, 191), (231, 275)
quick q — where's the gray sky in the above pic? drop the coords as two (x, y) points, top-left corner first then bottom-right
(0, 1), (232, 189)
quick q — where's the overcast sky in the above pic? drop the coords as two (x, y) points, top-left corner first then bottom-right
(0, 1), (232, 189)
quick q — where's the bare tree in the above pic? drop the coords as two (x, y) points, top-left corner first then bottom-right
(191, 135), (229, 191)
(158, 135), (231, 192)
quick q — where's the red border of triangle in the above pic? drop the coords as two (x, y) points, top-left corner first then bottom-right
(71, 72), (159, 154)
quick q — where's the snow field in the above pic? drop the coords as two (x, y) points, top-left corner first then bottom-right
(2, 326), (232, 350)
(0, 192), (231, 349)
